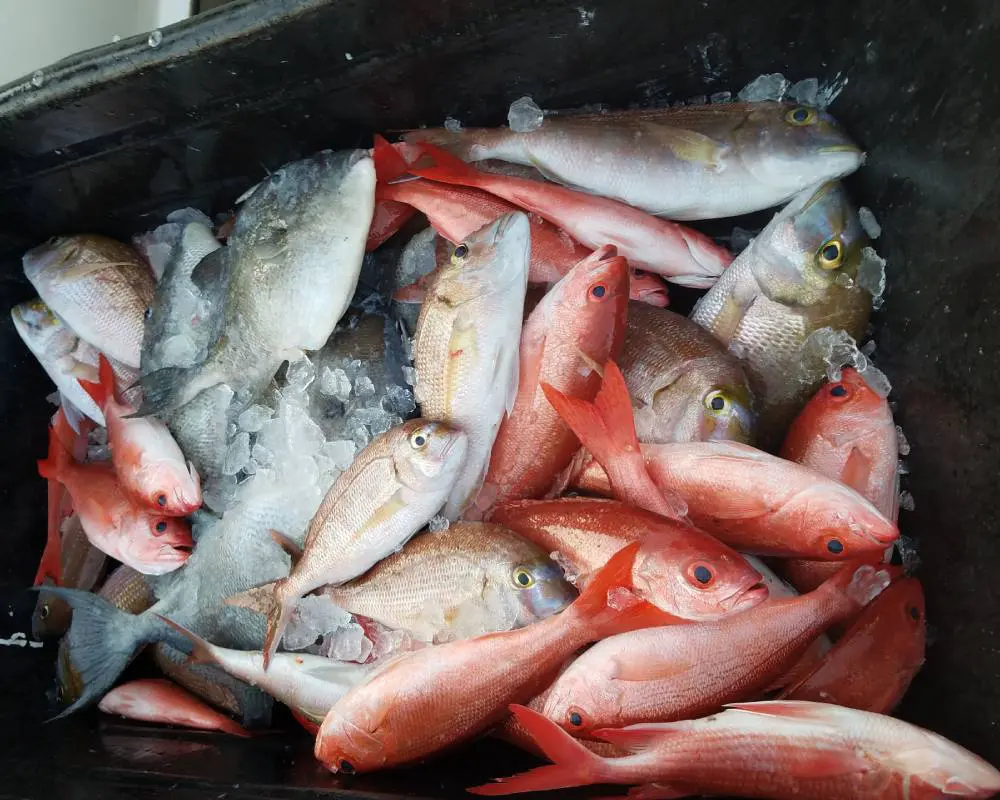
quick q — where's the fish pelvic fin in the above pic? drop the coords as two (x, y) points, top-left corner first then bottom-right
(467, 704), (608, 795)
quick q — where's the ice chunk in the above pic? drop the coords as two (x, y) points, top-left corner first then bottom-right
(787, 77), (819, 106)
(321, 622), (374, 663)
(897, 460), (910, 476)
(550, 551), (581, 585)
(368, 624), (414, 661)
(88, 444), (111, 462)
(355, 375), (376, 399)
(816, 72), (848, 109)
(281, 402), (326, 457)
(802, 328), (892, 398)
(402, 365), (418, 387)
(319, 366), (352, 402)
(237, 404), (273, 433)
(896, 425), (911, 456)
(428, 515), (450, 533)
(322, 440), (356, 471)
(158, 334), (200, 367)
(608, 587), (642, 611)
(243, 458), (257, 476)
(223, 432), (251, 475)
(737, 72), (789, 102)
(383, 384), (416, 416)
(508, 96), (545, 133)
(860, 339), (877, 357)
(893, 534), (921, 573)
(859, 206), (882, 239)
(858, 247), (887, 308)
(709, 91), (732, 104)
(444, 116), (462, 132)
(350, 425), (371, 450)
(252, 442), (274, 468)
(899, 490), (916, 512)
(283, 595), (353, 651)
(285, 357), (316, 394)
(166, 207), (214, 228)
(203, 474), (237, 511)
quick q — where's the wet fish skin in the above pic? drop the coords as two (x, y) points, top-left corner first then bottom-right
(478, 246), (629, 511)
(98, 678), (250, 737)
(137, 149), (376, 417)
(407, 102), (864, 221)
(325, 522), (576, 642)
(98, 565), (154, 614)
(167, 384), (238, 513)
(541, 563), (887, 735)
(690, 181), (872, 446)
(489, 497), (766, 622)
(469, 700), (1000, 798)
(621, 303), (756, 445)
(414, 212), (530, 520)
(23, 234), (153, 369)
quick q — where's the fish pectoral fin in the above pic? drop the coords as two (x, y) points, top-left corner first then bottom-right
(497, 336), (520, 417)
(840, 447), (874, 495)
(609, 656), (692, 683)
(349, 490), (409, 545)
(641, 124), (730, 169)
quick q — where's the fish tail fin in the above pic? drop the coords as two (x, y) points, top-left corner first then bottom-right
(40, 587), (172, 718)
(403, 127), (500, 162)
(225, 578), (291, 670)
(37, 418), (71, 483)
(467, 704), (608, 795)
(130, 365), (198, 419)
(223, 581), (279, 616)
(35, 480), (65, 586)
(571, 542), (671, 638)
(79, 354), (116, 410)
(406, 142), (489, 188)
(155, 615), (216, 666)
(372, 134), (412, 183)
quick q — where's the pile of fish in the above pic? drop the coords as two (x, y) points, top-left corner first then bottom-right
(14, 90), (1000, 799)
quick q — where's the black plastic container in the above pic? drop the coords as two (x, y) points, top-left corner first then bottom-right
(1, 1), (998, 796)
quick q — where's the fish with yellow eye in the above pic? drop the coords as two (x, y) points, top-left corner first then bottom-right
(690, 181), (873, 447)
(619, 302), (757, 445)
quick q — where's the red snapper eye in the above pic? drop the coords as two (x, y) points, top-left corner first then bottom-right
(588, 283), (608, 301)
(829, 384), (849, 398)
(687, 563), (715, 587)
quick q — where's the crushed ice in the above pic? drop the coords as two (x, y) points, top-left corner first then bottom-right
(737, 71), (847, 109)
(508, 96), (545, 133)
(444, 116), (462, 133)
(859, 206), (883, 239)
(427, 515), (450, 533)
(858, 247), (887, 309)
(896, 425), (911, 456)
(803, 328), (892, 397)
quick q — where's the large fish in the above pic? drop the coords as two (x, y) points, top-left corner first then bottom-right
(98, 678), (250, 737)
(313, 544), (664, 774)
(489, 498), (766, 622)
(403, 142), (731, 288)
(540, 564), (887, 735)
(167, 384), (238, 513)
(621, 303), (756, 444)
(137, 149), (376, 417)
(414, 212), (530, 520)
(406, 102), (864, 220)
(321, 522), (575, 642)
(476, 246), (629, 511)
(782, 577), (925, 714)
(690, 181), (873, 445)
(470, 701), (1000, 798)
(23, 234), (154, 369)
(248, 419), (468, 667)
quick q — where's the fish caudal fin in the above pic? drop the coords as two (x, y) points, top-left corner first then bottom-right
(35, 480), (65, 586)
(79, 354), (117, 411)
(131, 366), (197, 419)
(542, 361), (687, 521)
(156, 615), (217, 666)
(37, 414), (73, 484)
(372, 135), (412, 183)
(38, 587), (173, 718)
(467, 704), (608, 795)
(225, 578), (291, 670)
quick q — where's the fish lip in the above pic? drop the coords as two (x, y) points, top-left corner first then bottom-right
(819, 144), (865, 156)
(722, 581), (769, 611)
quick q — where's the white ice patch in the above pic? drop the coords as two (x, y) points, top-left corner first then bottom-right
(444, 116), (462, 132)
(737, 73), (790, 102)
(803, 327), (892, 398)
(859, 206), (883, 239)
(858, 247), (887, 309)
(428, 515), (450, 533)
(737, 71), (847, 109)
(237, 404), (273, 433)
(508, 96), (545, 133)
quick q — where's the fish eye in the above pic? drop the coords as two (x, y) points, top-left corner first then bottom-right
(40, 603), (50, 620)
(909, 606), (921, 621)
(829, 384), (848, 398)
(453, 243), (469, 259)
(144, 307), (152, 320)
(704, 390), (729, 413)
(340, 759), (355, 774)
(410, 431), (428, 449)
(568, 710), (583, 727)
(156, 493), (167, 507)
(633, 269), (646, 277)
(816, 239), (844, 270)
(588, 282), (608, 301)
(512, 566), (536, 589)
(155, 521), (168, 534)
(786, 106), (816, 126)
(692, 565), (714, 585)
(827, 538), (844, 555)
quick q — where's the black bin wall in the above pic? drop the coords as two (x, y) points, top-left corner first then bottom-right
(0, 0), (997, 795)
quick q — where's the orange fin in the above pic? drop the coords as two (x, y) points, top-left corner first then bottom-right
(35, 479), (65, 586)
(593, 723), (686, 753)
(406, 142), (489, 188)
(79, 354), (117, 411)
(269, 529), (303, 567)
(467, 704), (607, 795)
(156, 615), (216, 666)
(372, 135), (411, 183)
(841, 447), (873, 494)
(224, 581), (277, 616)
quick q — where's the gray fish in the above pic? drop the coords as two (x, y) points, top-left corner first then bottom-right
(140, 221), (224, 375)
(137, 150), (376, 418)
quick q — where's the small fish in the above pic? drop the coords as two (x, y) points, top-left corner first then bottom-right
(98, 564), (154, 614)
(314, 544), (665, 773)
(406, 102), (864, 220)
(621, 303), (756, 444)
(138, 149), (376, 417)
(540, 563), (887, 735)
(37, 413), (193, 575)
(23, 234), (154, 369)
(469, 700), (1000, 798)
(98, 678), (250, 737)
(568, 439), (898, 559)
(489, 498), (766, 621)
(159, 616), (371, 728)
(321, 522), (576, 642)
(781, 577), (925, 714)
(82, 356), (201, 515)
(476, 246), (629, 511)
(32, 515), (107, 639)
(403, 142), (732, 288)
(690, 182), (873, 445)
(414, 212), (530, 520)
(247, 419), (468, 668)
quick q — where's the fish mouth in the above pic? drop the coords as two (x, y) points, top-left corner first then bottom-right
(722, 581), (769, 612)
(819, 144), (865, 156)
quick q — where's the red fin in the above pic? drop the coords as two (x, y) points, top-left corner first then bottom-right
(841, 447), (873, 494)
(594, 723), (685, 753)
(269, 529), (303, 567)
(34, 480), (65, 586)
(79, 355), (116, 411)
(156, 615), (216, 666)
(37, 421), (70, 483)
(407, 142), (489, 188)
(260, 577), (291, 670)
(372, 135), (412, 183)
(467, 704), (607, 795)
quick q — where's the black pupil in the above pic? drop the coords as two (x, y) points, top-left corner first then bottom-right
(455, 245), (467, 257)
(827, 539), (844, 554)
(569, 712), (582, 726)
(693, 565), (712, 584)
(822, 243), (840, 261)
(144, 307), (152, 320)
(909, 606), (920, 620)
(830, 385), (848, 397)
(517, 571), (530, 586)
(156, 521), (167, 533)
(156, 494), (167, 506)
(340, 760), (355, 774)
(710, 396), (726, 411)
(414, 436), (425, 446)
(794, 108), (809, 122)
(633, 269), (646, 277)
(591, 285), (606, 298)
(40, 605), (49, 619)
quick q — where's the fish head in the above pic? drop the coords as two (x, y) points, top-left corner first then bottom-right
(135, 459), (203, 516)
(122, 514), (193, 575)
(315, 694), (391, 774)
(644, 367), (757, 445)
(798, 483), (899, 559)
(892, 728), (1000, 797)
(554, 246), (630, 360)
(31, 588), (71, 640)
(541, 658), (619, 736)
(392, 419), (469, 492)
(436, 211), (531, 301)
(740, 102), (864, 195)
(634, 532), (769, 620)
(801, 367), (892, 445)
(504, 555), (578, 623)
(22, 236), (80, 285)
(748, 181), (869, 306)
(628, 269), (669, 307)
(10, 297), (74, 357)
